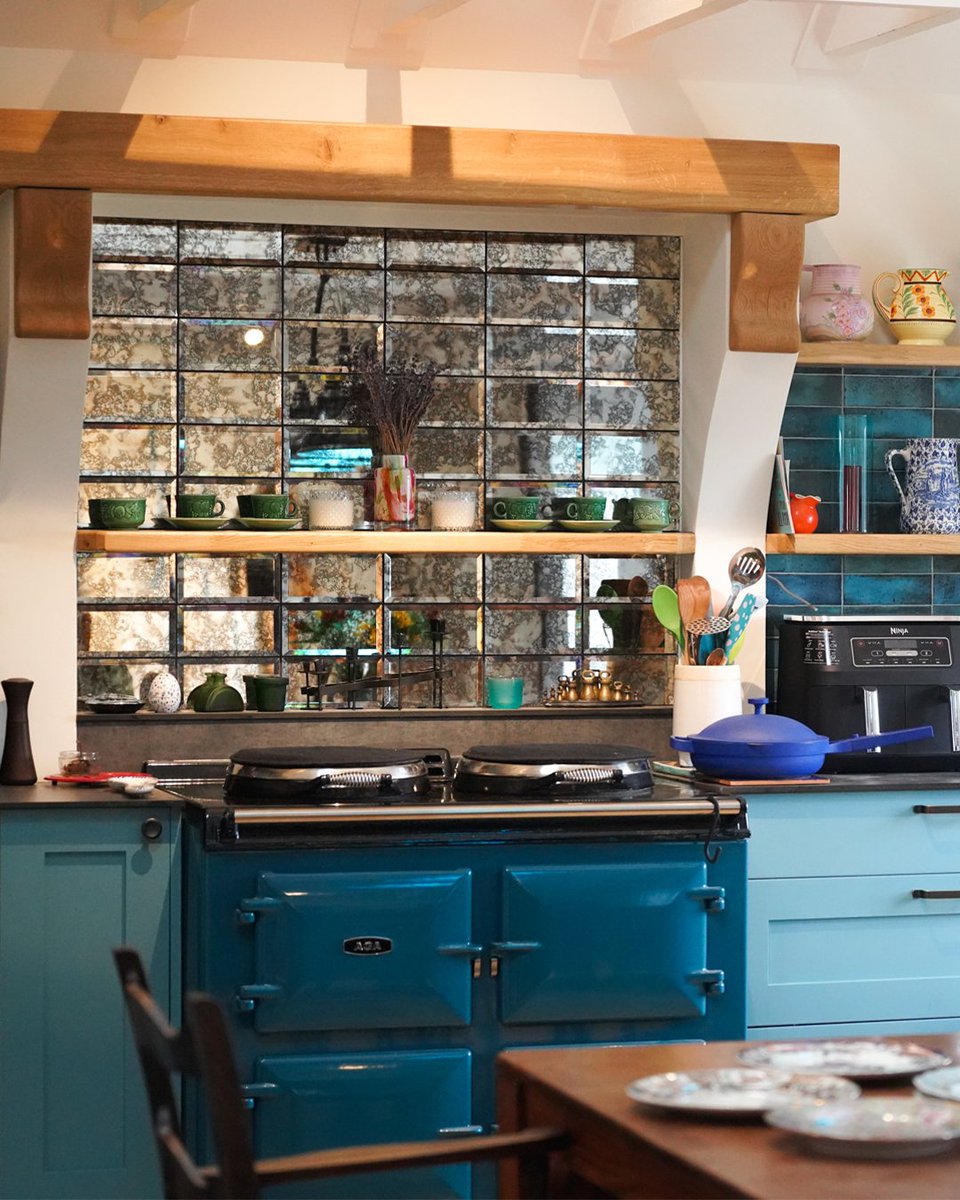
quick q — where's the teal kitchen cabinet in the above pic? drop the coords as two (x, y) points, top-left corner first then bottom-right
(748, 787), (960, 1037)
(0, 803), (180, 1199)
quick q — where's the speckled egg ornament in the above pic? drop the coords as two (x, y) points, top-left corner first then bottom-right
(145, 670), (181, 714)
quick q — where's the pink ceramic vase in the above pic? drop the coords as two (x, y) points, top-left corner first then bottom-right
(800, 264), (874, 343)
(374, 454), (416, 528)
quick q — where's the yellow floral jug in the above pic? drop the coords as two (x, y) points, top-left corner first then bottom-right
(873, 267), (957, 345)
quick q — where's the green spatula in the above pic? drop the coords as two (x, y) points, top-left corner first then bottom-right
(652, 584), (683, 656)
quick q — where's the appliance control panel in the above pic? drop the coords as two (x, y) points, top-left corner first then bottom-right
(850, 635), (953, 667)
(800, 628), (839, 665)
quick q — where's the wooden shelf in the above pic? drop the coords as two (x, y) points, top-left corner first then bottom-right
(76, 529), (697, 555)
(766, 533), (960, 555)
(797, 342), (960, 367)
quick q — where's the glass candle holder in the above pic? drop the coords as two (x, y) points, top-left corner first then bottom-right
(838, 414), (869, 532)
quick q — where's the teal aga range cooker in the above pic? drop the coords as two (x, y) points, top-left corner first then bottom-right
(175, 743), (749, 1199)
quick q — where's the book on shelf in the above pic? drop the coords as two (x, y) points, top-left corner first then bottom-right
(767, 444), (795, 535)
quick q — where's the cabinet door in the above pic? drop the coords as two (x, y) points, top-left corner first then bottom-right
(0, 806), (179, 1200)
(497, 859), (713, 1024)
(749, 874), (960, 1027)
(244, 869), (474, 1032)
(249, 1049), (473, 1199)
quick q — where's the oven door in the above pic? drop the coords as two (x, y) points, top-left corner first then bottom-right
(496, 855), (718, 1023)
(239, 869), (476, 1032)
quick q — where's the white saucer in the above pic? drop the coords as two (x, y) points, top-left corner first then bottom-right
(156, 516), (231, 531)
(235, 517), (302, 531)
(557, 519), (619, 532)
(491, 518), (553, 532)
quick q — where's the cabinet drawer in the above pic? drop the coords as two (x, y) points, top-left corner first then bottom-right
(748, 791), (960, 878)
(749, 874), (960, 1027)
(250, 1050), (472, 1200)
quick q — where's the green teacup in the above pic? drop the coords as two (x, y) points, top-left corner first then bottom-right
(492, 496), (541, 521)
(171, 493), (224, 519)
(553, 496), (607, 522)
(616, 497), (681, 531)
(244, 494), (298, 520)
(89, 497), (146, 530)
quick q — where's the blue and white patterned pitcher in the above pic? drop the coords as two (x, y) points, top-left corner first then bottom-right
(885, 437), (960, 533)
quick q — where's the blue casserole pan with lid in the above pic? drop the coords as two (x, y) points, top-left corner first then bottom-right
(670, 697), (934, 779)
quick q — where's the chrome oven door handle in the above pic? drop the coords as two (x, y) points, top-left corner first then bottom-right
(861, 685), (880, 751)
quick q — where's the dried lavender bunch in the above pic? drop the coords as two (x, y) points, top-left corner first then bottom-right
(351, 345), (438, 458)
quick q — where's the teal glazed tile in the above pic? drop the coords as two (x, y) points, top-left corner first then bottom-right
(766, 554), (842, 573)
(870, 501), (902, 534)
(934, 376), (960, 408)
(933, 410), (960, 437)
(934, 555), (960, 572)
(786, 372), (842, 407)
(847, 554), (931, 573)
(788, 468), (835, 503)
(779, 407), (841, 438)
(843, 574), (931, 607)
(780, 438), (837, 470)
(933, 573), (960, 605)
(843, 365), (933, 378)
(866, 409), (933, 439)
(766, 572), (841, 606)
(844, 374), (934, 409)
(843, 604), (932, 616)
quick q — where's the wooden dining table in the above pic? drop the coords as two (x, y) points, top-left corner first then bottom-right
(496, 1033), (960, 1199)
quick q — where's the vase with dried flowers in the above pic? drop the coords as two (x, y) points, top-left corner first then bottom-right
(352, 345), (438, 529)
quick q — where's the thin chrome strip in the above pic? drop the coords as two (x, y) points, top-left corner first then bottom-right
(784, 615), (960, 624)
(228, 798), (745, 823)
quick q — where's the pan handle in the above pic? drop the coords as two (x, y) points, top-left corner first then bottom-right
(827, 724), (935, 754)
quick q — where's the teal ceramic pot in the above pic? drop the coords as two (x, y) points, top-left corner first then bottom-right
(253, 675), (289, 712)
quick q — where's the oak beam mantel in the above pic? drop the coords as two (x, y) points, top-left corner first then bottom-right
(0, 108), (839, 349)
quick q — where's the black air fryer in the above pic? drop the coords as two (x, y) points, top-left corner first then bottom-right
(776, 615), (960, 772)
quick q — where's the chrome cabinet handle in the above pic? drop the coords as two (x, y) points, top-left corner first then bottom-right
(912, 889), (960, 899)
(913, 805), (960, 814)
(140, 817), (163, 841)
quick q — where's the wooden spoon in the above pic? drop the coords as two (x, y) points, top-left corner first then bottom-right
(705, 647), (727, 666)
(676, 578), (700, 663)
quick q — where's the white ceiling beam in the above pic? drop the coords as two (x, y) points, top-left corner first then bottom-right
(607, 0), (746, 42)
(109, 0), (194, 50)
(136, 0), (198, 22)
(347, 0), (471, 67)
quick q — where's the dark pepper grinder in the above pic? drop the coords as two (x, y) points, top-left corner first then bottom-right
(0, 678), (38, 786)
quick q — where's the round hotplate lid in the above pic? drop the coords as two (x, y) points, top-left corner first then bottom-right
(461, 743), (651, 766)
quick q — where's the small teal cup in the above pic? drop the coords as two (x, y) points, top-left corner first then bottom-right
(486, 677), (524, 709)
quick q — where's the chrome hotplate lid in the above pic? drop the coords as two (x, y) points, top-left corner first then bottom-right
(454, 742), (653, 795)
(225, 745), (438, 802)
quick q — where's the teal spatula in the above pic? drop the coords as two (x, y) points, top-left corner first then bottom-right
(724, 594), (758, 662)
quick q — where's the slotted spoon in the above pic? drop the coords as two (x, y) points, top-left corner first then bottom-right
(719, 547), (765, 620)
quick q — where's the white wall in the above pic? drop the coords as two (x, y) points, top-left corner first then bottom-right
(0, 42), (934, 758)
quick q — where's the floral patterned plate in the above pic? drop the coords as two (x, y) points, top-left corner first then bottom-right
(738, 1040), (951, 1081)
(765, 1097), (960, 1158)
(625, 1068), (860, 1116)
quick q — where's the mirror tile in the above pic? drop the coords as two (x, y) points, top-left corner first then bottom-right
(181, 425), (282, 477)
(182, 608), (276, 653)
(484, 606), (580, 654)
(180, 319), (280, 371)
(180, 223), (282, 263)
(487, 275), (582, 326)
(92, 264), (177, 317)
(77, 555), (172, 601)
(585, 235), (680, 278)
(90, 317), (177, 370)
(386, 322), (484, 373)
(284, 227), (384, 267)
(485, 555), (579, 602)
(585, 380), (679, 430)
(80, 425), (176, 477)
(585, 329), (680, 379)
(387, 270), (485, 323)
(92, 220), (176, 263)
(388, 606), (477, 653)
(487, 325), (582, 376)
(181, 372), (281, 424)
(285, 555), (379, 601)
(387, 555), (480, 602)
(86, 371), (176, 423)
(586, 432), (680, 481)
(586, 278), (680, 330)
(487, 380), (581, 427)
(286, 606), (378, 653)
(79, 609), (171, 655)
(179, 265), (281, 318)
(386, 231), (484, 269)
(487, 234), (583, 272)
(284, 267), (385, 321)
(486, 429), (581, 478)
(181, 555), (277, 600)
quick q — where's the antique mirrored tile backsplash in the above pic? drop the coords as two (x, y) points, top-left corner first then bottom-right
(79, 219), (681, 709)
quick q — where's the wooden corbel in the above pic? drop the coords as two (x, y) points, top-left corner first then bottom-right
(729, 212), (805, 354)
(13, 187), (92, 339)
